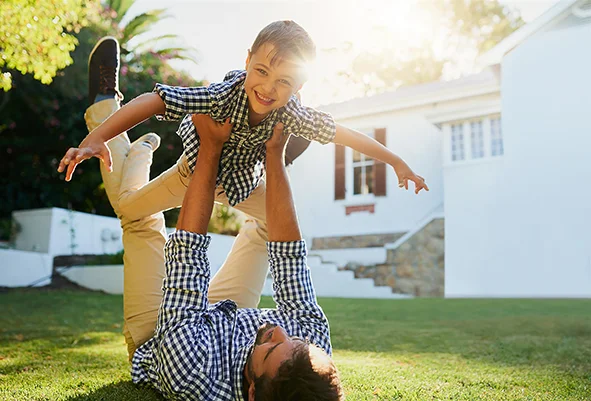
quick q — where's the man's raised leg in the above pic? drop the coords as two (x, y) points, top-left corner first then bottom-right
(85, 37), (166, 360)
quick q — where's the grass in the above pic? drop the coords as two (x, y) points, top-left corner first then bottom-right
(0, 289), (589, 400)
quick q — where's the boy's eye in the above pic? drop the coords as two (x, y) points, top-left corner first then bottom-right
(257, 68), (268, 76)
(279, 79), (292, 87)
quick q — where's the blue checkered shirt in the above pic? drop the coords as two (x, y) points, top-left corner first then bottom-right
(153, 70), (336, 206)
(131, 231), (332, 400)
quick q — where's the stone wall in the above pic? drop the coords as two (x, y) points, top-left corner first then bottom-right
(341, 218), (445, 297)
(312, 232), (406, 250)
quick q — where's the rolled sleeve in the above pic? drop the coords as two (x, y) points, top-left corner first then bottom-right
(153, 84), (212, 121)
(267, 240), (330, 346)
(158, 231), (212, 329)
(282, 98), (336, 145)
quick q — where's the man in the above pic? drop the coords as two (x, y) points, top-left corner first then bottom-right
(78, 38), (342, 399)
(131, 114), (343, 399)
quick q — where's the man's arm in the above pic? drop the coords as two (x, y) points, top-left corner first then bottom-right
(157, 116), (231, 328)
(265, 124), (329, 335)
(334, 124), (429, 194)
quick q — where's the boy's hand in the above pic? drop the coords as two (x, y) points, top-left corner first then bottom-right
(393, 161), (429, 194)
(191, 114), (232, 147)
(58, 135), (112, 182)
(265, 123), (289, 153)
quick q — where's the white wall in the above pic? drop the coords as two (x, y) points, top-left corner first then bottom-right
(290, 109), (445, 240)
(446, 20), (591, 297)
(5, 209), (237, 290)
(13, 208), (123, 256)
(0, 249), (52, 287)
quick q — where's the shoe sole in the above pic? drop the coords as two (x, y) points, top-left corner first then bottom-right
(88, 36), (120, 66)
(88, 36), (120, 105)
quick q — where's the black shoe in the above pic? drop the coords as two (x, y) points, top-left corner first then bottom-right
(88, 36), (123, 105)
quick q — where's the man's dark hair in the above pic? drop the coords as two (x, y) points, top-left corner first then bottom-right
(251, 20), (316, 66)
(253, 344), (343, 401)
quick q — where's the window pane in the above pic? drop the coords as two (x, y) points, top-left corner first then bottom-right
(353, 150), (362, 162)
(471, 121), (484, 159)
(490, 117), (504, 156)
(353, 166), (363, 195)
(451, 124), (465, 161)
(365, 165), (374, 195)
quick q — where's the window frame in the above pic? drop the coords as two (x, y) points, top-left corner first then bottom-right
(444, 114), (503, 165)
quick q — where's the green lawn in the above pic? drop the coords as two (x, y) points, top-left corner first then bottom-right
(0, 289), (589, 400)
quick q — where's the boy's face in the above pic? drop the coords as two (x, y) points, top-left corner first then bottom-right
(244, 43), (306, 119)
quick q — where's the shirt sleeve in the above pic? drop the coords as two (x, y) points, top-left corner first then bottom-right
(153, 83), (213, 121)
(153, 70), (247, 122)
(267, 240), (330, 336)
(157, 230), (212, 330)
(282, 98), (337, 145)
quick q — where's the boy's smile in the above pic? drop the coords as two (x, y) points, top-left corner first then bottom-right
(244, 43), (306, 126)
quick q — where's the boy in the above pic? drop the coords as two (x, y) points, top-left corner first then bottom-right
(59, 21), (428, 197)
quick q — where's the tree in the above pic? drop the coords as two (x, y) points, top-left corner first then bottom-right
(0, 0), (99, 91)
(104, 0), (195, 65)
(0, 4), (198, 240)
(333, 0), (524, 96)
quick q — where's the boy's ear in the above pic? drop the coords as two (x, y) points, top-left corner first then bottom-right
(294, 83), (304, 99)
(245, 49), (252, 69)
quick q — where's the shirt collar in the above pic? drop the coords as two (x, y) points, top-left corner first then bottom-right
(230, 86), (280, 132)
(232, 340), (254, 401)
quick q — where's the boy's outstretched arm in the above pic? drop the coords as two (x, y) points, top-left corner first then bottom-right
(334, 124), (429, 194)
(58, 93), (165, 181)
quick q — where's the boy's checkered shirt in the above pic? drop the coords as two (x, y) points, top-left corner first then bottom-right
(153, 70), (336, 206)
(131, 231), (332, 400)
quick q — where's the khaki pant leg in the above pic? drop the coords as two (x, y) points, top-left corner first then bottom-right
(85, 100), (172, 360)
(208, 180), (269, 308)
(120, 213), (167, 360)
(117, 151), (191, 221)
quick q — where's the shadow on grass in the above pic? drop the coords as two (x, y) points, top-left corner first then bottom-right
(63, 380), (164, 401)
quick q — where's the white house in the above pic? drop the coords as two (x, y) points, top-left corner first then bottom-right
(290, 0), (591, 298)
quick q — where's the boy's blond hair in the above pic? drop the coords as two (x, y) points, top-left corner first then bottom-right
(251, 20), (316, 67)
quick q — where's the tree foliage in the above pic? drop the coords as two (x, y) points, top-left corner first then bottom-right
(0, 5), (199, 239)
(335, 0), (525, 95)
(0, 0), (99, 91)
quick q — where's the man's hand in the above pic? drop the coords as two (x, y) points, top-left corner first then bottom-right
(265, 122), (289, 154)
(191, 114), (232, 147)
(392, 160), (429, 194)
(58, 135), (112, 182)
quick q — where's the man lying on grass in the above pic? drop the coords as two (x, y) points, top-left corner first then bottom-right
(132, 116), (343, 400)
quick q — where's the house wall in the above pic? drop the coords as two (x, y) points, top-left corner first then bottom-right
(290, 93), (499, 242)
(445, 19), (591, 297)
(290, 109), (442, 240)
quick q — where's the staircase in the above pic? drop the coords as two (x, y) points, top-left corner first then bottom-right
(261, 255), (410, 299)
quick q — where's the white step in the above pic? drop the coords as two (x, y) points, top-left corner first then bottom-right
(262, 256), (411, 299)
(309, 248), (387, 267)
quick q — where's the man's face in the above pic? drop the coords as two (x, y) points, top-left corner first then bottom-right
(244, 43), (306, 121)
(246, 323), (307, 379)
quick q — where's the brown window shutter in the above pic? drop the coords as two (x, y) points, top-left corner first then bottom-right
(374, 128), (387, 197)
(334, 144), (346, 200)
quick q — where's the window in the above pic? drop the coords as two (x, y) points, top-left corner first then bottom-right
(352, 150), (374, 195)
(451, 123), (465, 161)
(471, 121), (484, 159)
(447, 115), (503, 163)
(335, 128), (386, 201)
(490, 117), (504, 156)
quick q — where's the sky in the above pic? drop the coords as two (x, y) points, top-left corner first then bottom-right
(123, 0), (561, 105)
